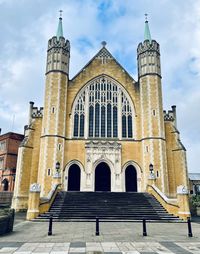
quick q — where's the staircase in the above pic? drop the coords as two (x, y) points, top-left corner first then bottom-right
(36, 191), (179, 221)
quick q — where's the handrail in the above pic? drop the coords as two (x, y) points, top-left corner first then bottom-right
(39, 184), (61, 214)
(148, 184), (178, 207)
(40, 184), (61, 205)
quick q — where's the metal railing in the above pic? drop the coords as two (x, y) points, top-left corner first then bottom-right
(47, 216), (193, 237)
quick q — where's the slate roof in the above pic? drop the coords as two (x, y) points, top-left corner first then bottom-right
(189, 173), (200, 181)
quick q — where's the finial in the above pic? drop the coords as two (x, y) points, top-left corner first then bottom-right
(101, 41), (107, 47)
(59, 10), (63, 18)
(56, 10), (63, 40)
(145, 13), (148, 22)
(144, 14), (152, 43)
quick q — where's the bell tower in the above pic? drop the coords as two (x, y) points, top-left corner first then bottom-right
(46, 13), (70, 74)
(137, 16), (169, 195)
(38, 13), (70, 196)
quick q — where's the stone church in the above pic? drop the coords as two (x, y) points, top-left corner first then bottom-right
(12, 16), (190, 219)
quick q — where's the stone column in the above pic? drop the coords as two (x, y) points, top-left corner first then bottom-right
(177, 185), (191, 220)
(26, 183), (41, 220)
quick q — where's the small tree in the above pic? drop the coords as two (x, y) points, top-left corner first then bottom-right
(191, 195), (200, 208)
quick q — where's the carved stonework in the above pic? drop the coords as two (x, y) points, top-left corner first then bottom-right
(177, 185), (189, 195)
(148, 172), (156, 180)
(85, 141), (122, 191)
(96, 47), (113, 64)
(53, 172), (61, 178)
(48, 36), (70, 52)
(85, 141), (121, 173)
(32, 107), (43, 118)
(46, 36), (70, 75)
(137, 40), (161, 77)
(137, 40), (160, 56)
(163, 110), (175, 122)
(30, 183), (41, 193)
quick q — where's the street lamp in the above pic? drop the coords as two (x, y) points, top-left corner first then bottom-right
(55, 161), (60, 173)
(149, 163), (154, 174)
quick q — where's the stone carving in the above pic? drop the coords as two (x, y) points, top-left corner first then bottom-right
(85, 140), (121, 150)
(164, 113), (174, 122)
(177, 185), (189, 195)
(87, 154), (91, 162)
(30, 183), (41, 192)
(149, 172), (156, 180)
(163, 107), (176, 123)
(85, 140), (121, 176)
(48, 36), (70, 52)
(137, 40), (160, 55)
(53, 172), (61, 178)
(32, 107), (43, 118)
(96, 47), (113, 60)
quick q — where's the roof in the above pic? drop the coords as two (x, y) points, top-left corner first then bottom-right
(189, 173), (200, 181)
(71, 45), (135, 82)
(56, 17), (63, 40)
(144, 20), (152, 42)
(0, 132), (24, 141)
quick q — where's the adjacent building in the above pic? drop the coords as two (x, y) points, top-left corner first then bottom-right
(0, 130), (24, 192)
(189, 173), (200, 195)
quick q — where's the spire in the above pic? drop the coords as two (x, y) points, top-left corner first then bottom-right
(56, 10), (63, 40)
(144, 14), (152, 43)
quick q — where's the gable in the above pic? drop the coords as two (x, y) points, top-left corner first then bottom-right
(71, 46), (136, 83)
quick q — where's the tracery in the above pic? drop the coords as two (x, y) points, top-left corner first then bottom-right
(73, 76), (134, 139)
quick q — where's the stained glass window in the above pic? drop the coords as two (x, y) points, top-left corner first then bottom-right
(73, 76), (133, 139)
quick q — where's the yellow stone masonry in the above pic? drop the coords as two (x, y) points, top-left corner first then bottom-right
(12, 35), (190, 220)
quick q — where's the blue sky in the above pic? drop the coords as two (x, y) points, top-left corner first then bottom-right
(0, 0), (200, 173)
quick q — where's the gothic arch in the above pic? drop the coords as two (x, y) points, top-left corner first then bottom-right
(70, 75), (136, 139)
(95, 162), (111, 191)
(70, 74), (137, 113)
(64, 160), (84, 191)
(93, 158), (115, 191)
(93, 158), (114, 172)
(122, 161), (142, 192)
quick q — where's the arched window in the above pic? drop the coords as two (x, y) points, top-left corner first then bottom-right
(72, 76), (134, 139)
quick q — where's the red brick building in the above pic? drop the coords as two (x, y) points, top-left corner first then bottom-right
(0, 130), (24, 191)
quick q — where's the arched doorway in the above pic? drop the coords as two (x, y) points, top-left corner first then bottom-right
(125, 165), (137, 192)
(95, 162), (111, 191)
(68, 164), (81, 191)
(2, 178), (9, 191)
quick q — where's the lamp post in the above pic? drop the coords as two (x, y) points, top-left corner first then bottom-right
(149, 163), (156, 180)
(53, 161), (61, 185)
(55, 161), (60, 174)
(149, 163), (153, 174)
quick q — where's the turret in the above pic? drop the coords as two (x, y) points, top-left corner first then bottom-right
(38, 13), (69, 196)
(46, 16), (70, 75)
(137, 18), (161, 78)
(137, 16), (168, 195)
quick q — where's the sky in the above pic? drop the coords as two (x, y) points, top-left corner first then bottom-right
(0, 0), (200, 173)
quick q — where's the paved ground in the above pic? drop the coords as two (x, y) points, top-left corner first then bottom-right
(1, 213), (200, 254)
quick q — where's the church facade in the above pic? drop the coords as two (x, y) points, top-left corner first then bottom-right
(12, 17), (190, 219)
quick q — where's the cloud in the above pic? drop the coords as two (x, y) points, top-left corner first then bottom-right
(0, 0), (200, 173)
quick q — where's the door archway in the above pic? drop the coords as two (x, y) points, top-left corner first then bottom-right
(68, 164), (81, 191)
(125, 165), (137, 192)
(95, 162), (111, 191)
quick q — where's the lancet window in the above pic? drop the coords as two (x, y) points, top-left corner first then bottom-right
(72, 76), (134, 139)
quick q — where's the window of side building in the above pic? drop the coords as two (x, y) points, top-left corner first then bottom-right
(0, 157), (4, 169)
(0, 141), (6, 151)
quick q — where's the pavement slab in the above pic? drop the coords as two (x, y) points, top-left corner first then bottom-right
(1, 215), (200, 254)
